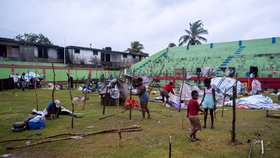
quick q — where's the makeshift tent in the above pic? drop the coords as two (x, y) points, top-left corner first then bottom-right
(211, 77), (245, 96)
(100, 78), (128, 106)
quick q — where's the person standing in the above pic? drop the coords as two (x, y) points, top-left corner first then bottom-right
(20, 73), (26, 91)
(159, 82), (175, 106)
(200, 78), (216, 129)
(67, 73), (73, 89)
(135, 77), (150, 119)
(187, 90), (204, 141)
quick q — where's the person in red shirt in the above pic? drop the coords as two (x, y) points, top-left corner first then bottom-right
(187, 90), (204, 141)
(159, 82), (175, 106)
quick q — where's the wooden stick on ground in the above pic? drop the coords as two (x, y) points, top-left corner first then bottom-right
(6, 125), (142, 150)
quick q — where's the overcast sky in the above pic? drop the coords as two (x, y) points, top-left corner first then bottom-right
(1, 0), (280, 55)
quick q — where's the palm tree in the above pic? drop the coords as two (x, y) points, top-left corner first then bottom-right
(178, 20), (208, 46)
(126, 41), (144, 54)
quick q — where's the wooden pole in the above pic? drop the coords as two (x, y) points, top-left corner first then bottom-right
(231, 73), (238, 143)
(51, 63), (56, 119)
(165, 69), (168, 85)
(34, 60), (39, 111)
(68, 87), (75, 128)
(117, 89), (121, 147)
(179, 67), (185, 112)
(221, 89), (226, 117)
(129, 88), (132, 120)
(103, 86), (109, 115)
(82, 73), (90, 110)
(169, 136), (172, 158)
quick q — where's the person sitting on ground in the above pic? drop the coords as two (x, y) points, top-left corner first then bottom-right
(45, 99), (61, 119)
(187, 90), (204, 141)
(159, 82), (175, 106)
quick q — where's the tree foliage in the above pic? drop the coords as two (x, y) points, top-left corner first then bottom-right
(126, 41), (144, 54)
(168, 43), (176, 47)
(178, 20), (208, 46)
(15, 33), (53, 45)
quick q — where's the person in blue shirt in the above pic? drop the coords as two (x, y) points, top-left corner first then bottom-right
(45, 99), (61, 119)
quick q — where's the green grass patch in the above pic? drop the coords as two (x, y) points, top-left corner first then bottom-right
(0, 89), (279, 158)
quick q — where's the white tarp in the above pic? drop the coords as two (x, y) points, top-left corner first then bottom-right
(179, 83), (203, 101)
(211, 77), (244, 96)
(236, 95), (280, 109)
(10, 72), (44, 83)
(252, 79), (261, 95)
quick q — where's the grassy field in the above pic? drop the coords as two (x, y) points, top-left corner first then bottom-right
(0, 89), (280, 158)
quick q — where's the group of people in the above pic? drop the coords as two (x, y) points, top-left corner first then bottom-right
(133, 77), (216, 142)
(186, 78), (216, 141)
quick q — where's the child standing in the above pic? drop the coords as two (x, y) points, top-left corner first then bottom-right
(200, 78), (216, 128)
(187, 90), (204, 141)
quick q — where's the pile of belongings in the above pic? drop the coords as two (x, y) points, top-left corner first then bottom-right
(125, 98), (140, 109)
(12, 114), (45, 132)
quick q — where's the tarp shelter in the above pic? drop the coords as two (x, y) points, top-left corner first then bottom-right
(211, 77), (245, 97)
(100, 78), (128, 106)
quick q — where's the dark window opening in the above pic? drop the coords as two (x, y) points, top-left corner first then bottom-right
(123, 54), (127, 58)
(132, 55), (136, 58)
(0, 45), (7, 57)
(93, 50), (98, 55)
(38, 46), (48, 58)
(43, 47), (48, 58)
(106, 54), (110, 62)
(101, 53), (105, 62)
(57, 48), (64, 59)
(74, 49), (80, 54)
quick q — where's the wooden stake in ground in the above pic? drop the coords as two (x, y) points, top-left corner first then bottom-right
(51, 63), (56, 119)
(231, 74), (238, 143)
(83, 73), (90, 110)
(68, 87), (75, 129)
(169, 136), (172, 158)
(34, 60), (39, 111)
(221, 89), (226, 117)
(103, 85), (110, 115)
(179, 67), (185, 112)
(129, 87), (132, 120)
(116, 91), (122, 147)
